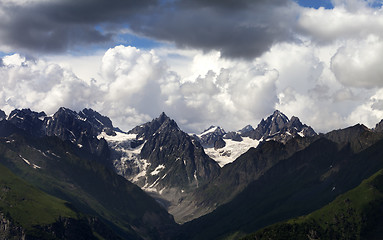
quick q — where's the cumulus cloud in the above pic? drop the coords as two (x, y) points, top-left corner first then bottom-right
(298, 1), (383, 44)
(331, 36), (383, 89)
(0, 54), (99, 114)
(3, 41), (382, 134)
(96, 46), (280, 132)
(0, 46), (281, 132)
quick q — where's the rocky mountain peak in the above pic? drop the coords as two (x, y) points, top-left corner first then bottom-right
(7, 108), (46, 136)
(79, 108), (115, 136)
(128, 112), (179, 140)
(272, 109), (289, 121)
(8, 108), (46, 121)
(241, 110), (317, 142)
(197, 126), (226, 148)
(114, 113), (220, 207)
(288, 116), (304, 129)
(263, 110), (289, 135)
(238, 125), (254, 135)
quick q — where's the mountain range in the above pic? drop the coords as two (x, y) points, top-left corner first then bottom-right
(1, 107), (383, 239)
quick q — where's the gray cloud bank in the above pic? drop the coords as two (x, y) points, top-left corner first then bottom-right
(0, 0), (299, 58)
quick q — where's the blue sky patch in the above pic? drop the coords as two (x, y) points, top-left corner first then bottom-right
(296, 0), (334, 9)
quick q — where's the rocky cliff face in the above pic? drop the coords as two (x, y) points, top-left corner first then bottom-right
(5, 107), (112, 164)
(120, 113), (221, 191)
(44, 107), (111, 163)
(7, 108), (46, 136)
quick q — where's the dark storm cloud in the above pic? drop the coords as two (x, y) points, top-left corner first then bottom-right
(0, 0), (297, 58)
(0, 0), (156, 53)
(130, 0), (297, 58)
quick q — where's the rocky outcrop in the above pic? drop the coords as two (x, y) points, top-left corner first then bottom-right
(0, 213), (25, 240)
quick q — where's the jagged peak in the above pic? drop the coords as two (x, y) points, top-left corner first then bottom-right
(128, 112), (180, 139)
(8, 108), (46, 120)
(159, 111), (168, 118)
(270, 110), (289, 123)
(288, 116), (303, 128)
(200, 126), (226, 136)
(155, 112), (171, 124)
(80, 108), (96, 115)
(239, 125), (254, 132)
(56, 107), (77, 115)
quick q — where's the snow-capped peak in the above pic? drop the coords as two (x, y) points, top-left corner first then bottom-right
(199, 126), (225, 137)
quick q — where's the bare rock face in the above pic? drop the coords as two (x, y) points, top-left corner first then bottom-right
(242, 110), (317, 143)
(128, 113), (221, 191)
(214, 137), (226, 149)
(7, 108), (46, 136)
(6, 107), (113, 164)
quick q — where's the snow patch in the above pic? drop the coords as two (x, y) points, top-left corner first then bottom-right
(32, 164), (41, 169)
(204, 137), (259, 167)
(151, 164), (165, 175)
(298, 129), (305, 137)
(98, 131), (137, 142)
(200, 126), (218, 136)
(132, 159), (150, 182)
(18, 155), (41, 169)
(76, 115), (87, 121)
(19, 155), (30, 165)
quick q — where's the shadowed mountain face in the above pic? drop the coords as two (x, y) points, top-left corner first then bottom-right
(116, 113), (221, 222)
(241, 168), (383, 240)
(179, 124), (383, 239)
(0, 113), (178, 239)
(3, 106), (383, 240)
(6, 108), (113, 164)
(133, 113), (220, 190)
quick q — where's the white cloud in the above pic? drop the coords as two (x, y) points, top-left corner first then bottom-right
(0, 54), (97, 114)
(298, 3), (383, 43)
(347, 89), (383, 128)
(331, 36), (383, 88)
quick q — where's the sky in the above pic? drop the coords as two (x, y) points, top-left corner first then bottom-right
(1, 0), (383, 134)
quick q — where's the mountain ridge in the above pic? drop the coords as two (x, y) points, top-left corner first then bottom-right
(3, 106), (383, 239)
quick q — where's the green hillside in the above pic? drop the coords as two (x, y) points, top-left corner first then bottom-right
(242, 168), (383, 240)
(0, 133), (177, 239)
(0, 162), (77, 229)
